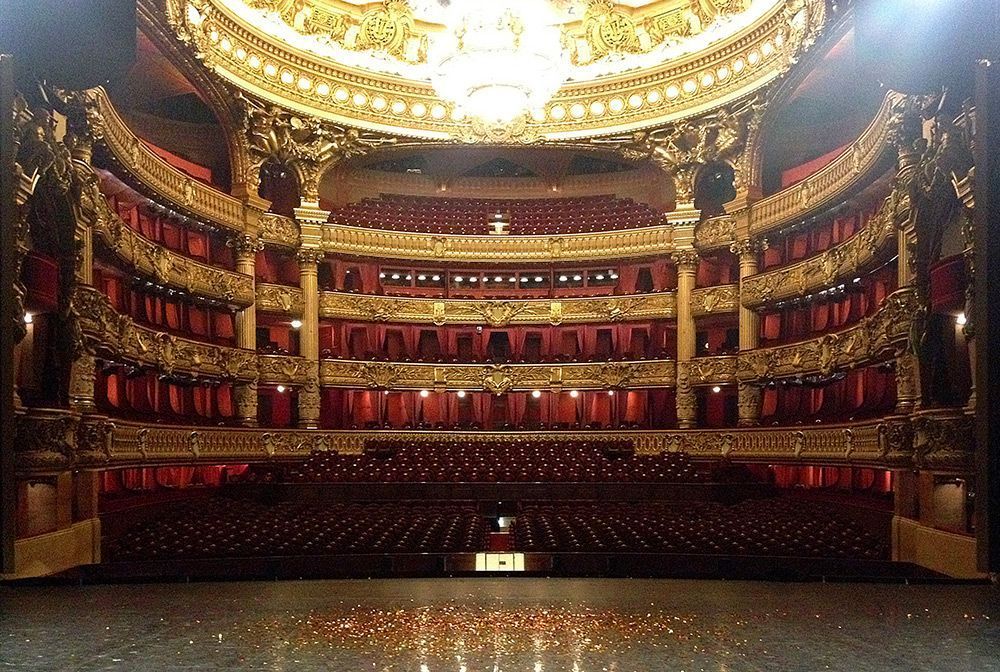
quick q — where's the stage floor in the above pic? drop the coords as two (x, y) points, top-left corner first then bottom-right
(2, 578), (998, 671)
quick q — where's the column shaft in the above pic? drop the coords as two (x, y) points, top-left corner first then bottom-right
(673, 250), (699, 428)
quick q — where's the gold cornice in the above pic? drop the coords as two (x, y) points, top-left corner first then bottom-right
(741, 190), (906, 308)
(171, 0), (826, 141)
(314, 291), (677, 325)
(737, 287), (919, 381)
(258, 213), (300, 248)
(89, 88), (263, 233)
(322, 222), (676, 262)
(88, 417), (918, 467)
(319, 358), (676, 391)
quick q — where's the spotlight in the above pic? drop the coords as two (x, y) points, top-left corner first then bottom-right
(712, 385), (722, 394)
(276, 385), (286, 393)
(419, 389), (430, 398)
(457, 390), (467, 398)
(290, 319), (303, 329)
(607, 390), (615, 396)
(569, 390), (579, 398)
(956, 313), (968, 326)
(23, 313), (32, 324)
(531, 390), (542, 398)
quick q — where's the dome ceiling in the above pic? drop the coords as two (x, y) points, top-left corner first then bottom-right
(169, 0), (828, 140)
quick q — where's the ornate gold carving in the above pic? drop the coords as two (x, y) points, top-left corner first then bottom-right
(243, 98), (392, 199)
(85, 182), (255, 305)
(741, 190), (905, 307)
(355, 362), (405, 388)
(686, 356), (738, 385)
(480, 365), (525, 396)
(258, 354), (312, 384)
(170, 0), (825, 141)
(736, 381), (761, 427)
(227, 233), (264, 259)
(68, 352), (98, 413)
(621, 98), (760, 201)
(470, 301), (529, 327)
(322, 223), (676, 263)
(911, 412), (974, 470)
(315, 292), (675, 325)
(671, 249), (701, 268)
(694, 214), (736, 250)
(320, 358), (676, 391)
(14, 409), (78, 474)
(566, 0), (642, 66)
(74, 286), (258, 380)
(87, 88), (263, 233)
(295, 247), (325, 266)
(736, 287), (919, 381)
(690, 285), (737, 316)
(257, 283), (305, 316)
(258, 213), (299, 248)
(352, 0), (425, 62)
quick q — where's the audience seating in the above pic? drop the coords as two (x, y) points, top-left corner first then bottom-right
(329, 194), (662, 234)
(284, 441), (703, 484)
(512, 499), (885, 559)
(108, 499), (488, 559)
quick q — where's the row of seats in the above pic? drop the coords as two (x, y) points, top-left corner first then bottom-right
(284, 442), (702, 484)
(108, 500), (488, 559)
(330, 194), (662, 234)
(512, 499), (885, 558)
(108, 497), (882, 561)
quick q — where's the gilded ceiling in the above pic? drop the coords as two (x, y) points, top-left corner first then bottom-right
(169, 0), (829, 140)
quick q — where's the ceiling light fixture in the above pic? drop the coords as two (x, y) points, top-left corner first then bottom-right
(430, 0), (566, 125)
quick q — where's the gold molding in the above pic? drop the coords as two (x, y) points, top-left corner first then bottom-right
(741, 190), (906, 307)
(737, 287), (918, 381)
(745, 92), (903, 239)
(87, 417), (920, 467)
(88, 184), (255, 306)
(169, 0), (826, 141)
(89, 88), (264, 233)
(314, 291), (678, 325)
(258, 213), (299, 248)
(690, 284), (738, 316)
(74, 286), (259, 381)
(257, 283), (305, 316)
(322, 222), (676, 262)
(320, 359), (676, 392)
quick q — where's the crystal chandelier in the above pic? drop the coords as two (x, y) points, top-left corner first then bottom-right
(430, 0), (566, 125)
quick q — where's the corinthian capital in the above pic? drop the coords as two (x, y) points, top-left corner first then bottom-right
(671, 249), (701, 269)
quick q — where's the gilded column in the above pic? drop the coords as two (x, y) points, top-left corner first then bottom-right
(672, 249), (700, 428)
(229, 234), (262, 426)
(893, 143), (922, 414)
(732, 238), (765, 426)
(68, 351), (97, 414)
(297, 248), (323, 429)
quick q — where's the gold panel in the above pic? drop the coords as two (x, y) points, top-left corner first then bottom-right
(258, 213), (300, 248)
(741, 190), (906, 307)
(319, 359), (676, 391)
(737, 287), (918, 381)
(90, 88), (263, 233)
(257, 283), (306, 316)
(322, 223), (675, 262)
(685, 356), (738, 385)
(316, 291), (677, 325)
(690, 284), (738, 316)
(91, 418), (913, 467)
(170, 0), (826, 140)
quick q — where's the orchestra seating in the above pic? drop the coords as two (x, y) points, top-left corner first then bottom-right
(108, 499), (488, 560)
(285, 441), (703, 483)
(512, 499), (886, 559)
(329, 194), (661, 234)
